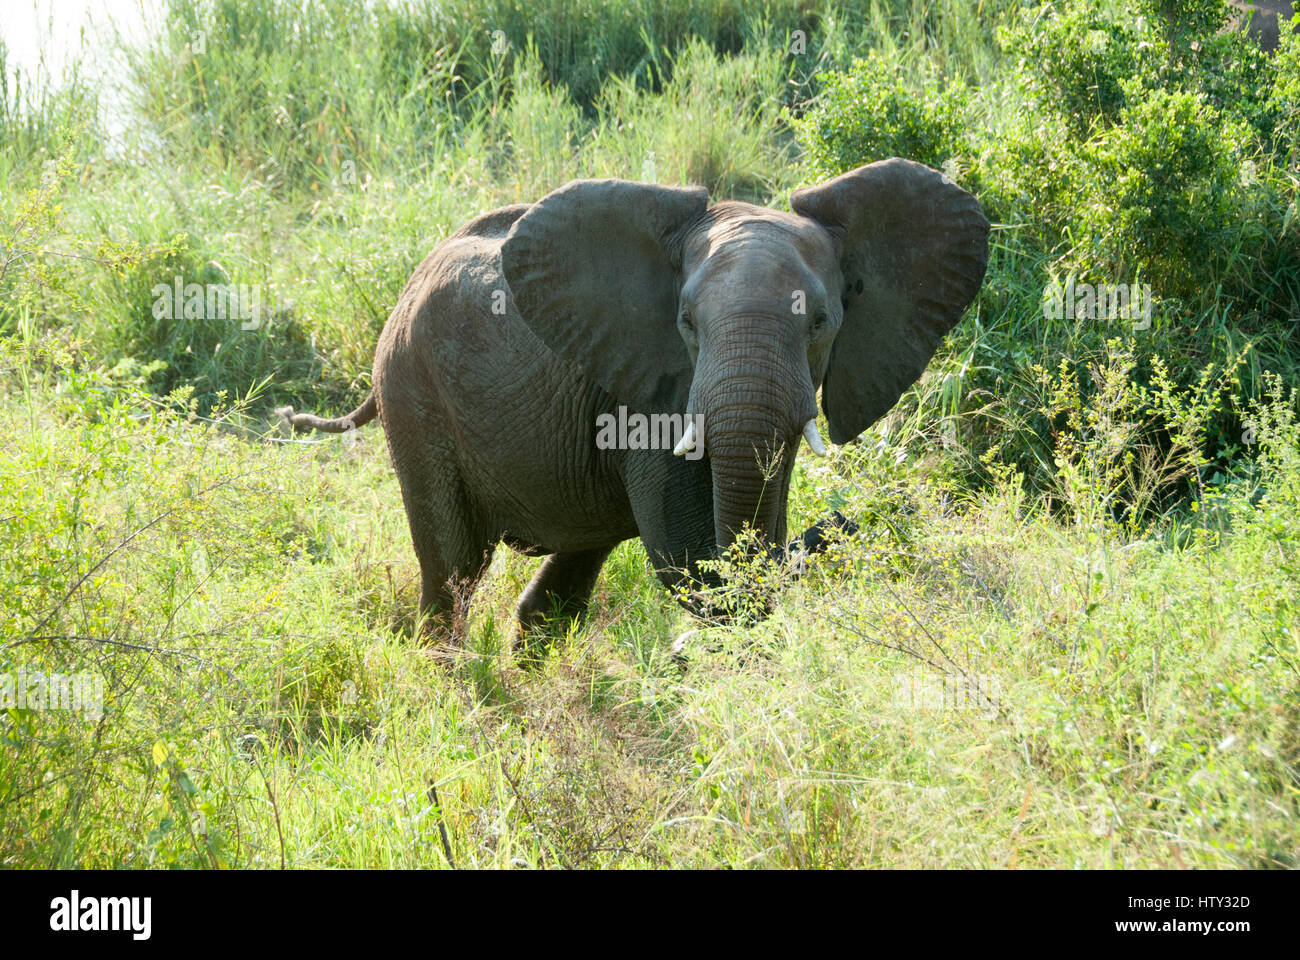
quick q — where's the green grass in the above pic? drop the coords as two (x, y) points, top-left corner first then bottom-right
(2, 338), (1297, 867)
(2, 0), (1299, 867)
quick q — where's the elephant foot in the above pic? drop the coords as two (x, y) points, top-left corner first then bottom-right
(780, 510), (860, 572)
(510, 546), (614, 661)
(510, 608), (588, 666)
(509, 619), (545, 665)
(411, 609), (469, 668)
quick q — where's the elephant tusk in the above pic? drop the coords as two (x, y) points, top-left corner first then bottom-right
(673, 420), (698, 456)
(802, 419), (828, 456)
(671, 630), (698, 656)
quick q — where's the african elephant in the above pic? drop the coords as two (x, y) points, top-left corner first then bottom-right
(280, 158), (989, 645)
(1229, 1), (1295, 51)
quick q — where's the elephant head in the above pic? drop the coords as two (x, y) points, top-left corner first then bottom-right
(501, 158), (989, 551)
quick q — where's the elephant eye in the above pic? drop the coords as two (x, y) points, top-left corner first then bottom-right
(810, 307), (830, 335)
(679, 308), (695, 332)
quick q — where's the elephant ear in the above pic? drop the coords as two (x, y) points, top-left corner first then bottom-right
(791, 158), (989, 444)
(501, 178), (709, 412)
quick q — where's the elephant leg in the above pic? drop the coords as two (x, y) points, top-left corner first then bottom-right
(514, 546), (614, 641)
(387, 440), (494, 643)
(414, 535), (495, 644)
(623, 453), (717, 595)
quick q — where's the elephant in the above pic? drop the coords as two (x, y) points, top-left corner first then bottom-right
(1229, 1), (1295, 51)
(279, 158), (990, 648)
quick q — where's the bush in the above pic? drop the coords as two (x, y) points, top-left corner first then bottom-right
(790, 52), (971, 178)
(999, 3), (1154, 134)
(1067, 86), (1259, 303)
(1001, 1), (1270, 140)
(1184, 30), (1278, 144)
(979, 3), (1298, 320)
(1139, 0), (1230, 63)
(1268, 23), (1300, 164)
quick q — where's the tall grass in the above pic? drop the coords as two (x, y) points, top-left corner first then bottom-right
(123, 0), (1020, 193)
(0, 39), (102, 175)
(3, 329), (1297, 867)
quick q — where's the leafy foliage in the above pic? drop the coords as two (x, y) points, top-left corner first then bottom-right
(1068, 86), (1258, 302)
(790, 53), (971, 177)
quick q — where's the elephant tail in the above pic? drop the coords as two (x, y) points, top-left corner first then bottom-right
(275, 393), (377, 434)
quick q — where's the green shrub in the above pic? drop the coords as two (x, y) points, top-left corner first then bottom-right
(978, 12), (1297, 319)
(1184, 31), (1279, 145)
(971, 107), (1081, 243)
(1268, 23), (1300, 165)
(1067, 86), (1258, 303)
(999, 3), (1153, 134)
(790, 52), (970, 178)
(1000, 1), (1270, 141)
(1139, 0), (1230, 65)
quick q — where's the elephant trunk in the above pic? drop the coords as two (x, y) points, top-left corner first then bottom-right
(709, 437), (787, 549)
(697, 335), (814, 551)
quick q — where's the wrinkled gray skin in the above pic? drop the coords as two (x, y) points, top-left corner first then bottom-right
(1229, 1), (1295, 51)
(283, 158), (989, 643)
